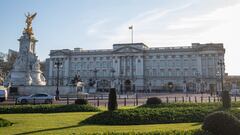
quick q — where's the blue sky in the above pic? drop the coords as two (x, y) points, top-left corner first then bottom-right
(0, 0), (240, 75)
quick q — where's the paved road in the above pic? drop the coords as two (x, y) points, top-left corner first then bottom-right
(1, 93), (239, 106)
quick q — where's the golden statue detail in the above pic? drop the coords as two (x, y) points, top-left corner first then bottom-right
(24, 12), (37, 37)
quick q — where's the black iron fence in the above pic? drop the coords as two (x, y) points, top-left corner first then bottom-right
(2, 93), (240, 107)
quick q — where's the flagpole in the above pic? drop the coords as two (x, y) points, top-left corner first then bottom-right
(129, 25), (133, 44)
(131, 26), (133, 44)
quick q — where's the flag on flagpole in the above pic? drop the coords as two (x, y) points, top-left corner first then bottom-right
(129, 26), (133, 29)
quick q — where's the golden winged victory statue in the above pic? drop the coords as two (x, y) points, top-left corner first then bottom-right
(24, 12), (37, 37)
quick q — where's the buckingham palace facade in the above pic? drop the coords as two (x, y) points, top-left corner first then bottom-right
(45, 42), (225, 93)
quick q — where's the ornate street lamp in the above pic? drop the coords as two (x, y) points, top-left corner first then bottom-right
(218, 60), (225, 92)
(182, 70), (187, 93)
(54, 60), (63, 100)
(216, 71), (221, 95)
(218, 59), (230, 108)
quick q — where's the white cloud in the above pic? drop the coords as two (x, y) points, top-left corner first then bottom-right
(87, 19), (109, 36)
(102, 2), (194, 44)
(85, 1), (240, 74)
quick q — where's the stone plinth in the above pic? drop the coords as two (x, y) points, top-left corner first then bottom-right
(17, 86), (82, 96)
(7, 31), (46, 86)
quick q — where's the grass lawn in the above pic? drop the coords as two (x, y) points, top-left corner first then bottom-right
(0, 112), (201, 135)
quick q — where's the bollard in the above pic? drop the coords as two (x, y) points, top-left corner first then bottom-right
(182, 96), (184, 103)
(195, 96), (197, 103)
(124, 98), (126, 106)
(201, 96), (203, 103)
(97, 97), (99, 106)
(133, 100), (136, 106)
(174, 97), (177, 103)
(213, 97), (216, 102)
(166, 97), (169, 103)
(235, 96), (237, 102)
(67, 95), (69, 105)
(189, 97), (191, 102)
(33, 98), (36, 105)
(208, 96), (210, 103)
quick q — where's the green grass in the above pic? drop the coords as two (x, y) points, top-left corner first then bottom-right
(0, 112), (200, 135)
(0, 118), (12, 127)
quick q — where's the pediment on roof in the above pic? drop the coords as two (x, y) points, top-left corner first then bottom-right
(201, 46), (216, 51)
(113, 46), (142, 53)
(198, 45), (224, 52)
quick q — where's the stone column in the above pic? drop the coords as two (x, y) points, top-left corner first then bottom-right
(64, 58), (69, 85)
(48, 59), (53, 85)
(124, 56), (128, 76)
(197, 54), (202, 78)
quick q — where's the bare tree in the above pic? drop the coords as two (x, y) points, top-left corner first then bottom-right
(0, 53), (17, 78)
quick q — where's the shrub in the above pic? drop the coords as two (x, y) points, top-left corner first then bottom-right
(108, 88), (118, 111)
(0, 118), (12, 127)
(202, 111), (240, 135)
(222, 90), (231, 109)
(146, 97), (162, 105)
(75, 98), (88, 105)
(82, 106), (217, 125)
(0, 104), (100, 114)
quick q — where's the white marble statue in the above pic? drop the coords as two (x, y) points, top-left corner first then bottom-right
(5, 13), (46, 86)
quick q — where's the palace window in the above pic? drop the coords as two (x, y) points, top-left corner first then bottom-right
(153, 69), (157, 76)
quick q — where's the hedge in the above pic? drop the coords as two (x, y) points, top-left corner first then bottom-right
(0, 118), (12, 127)
(140, 102), (222, 108)
(82, 106), (218, 125)
(80, 129), (212, 135)
(0, 104), (100, 114)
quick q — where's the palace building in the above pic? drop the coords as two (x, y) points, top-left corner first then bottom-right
(45, 42), (225, 93)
